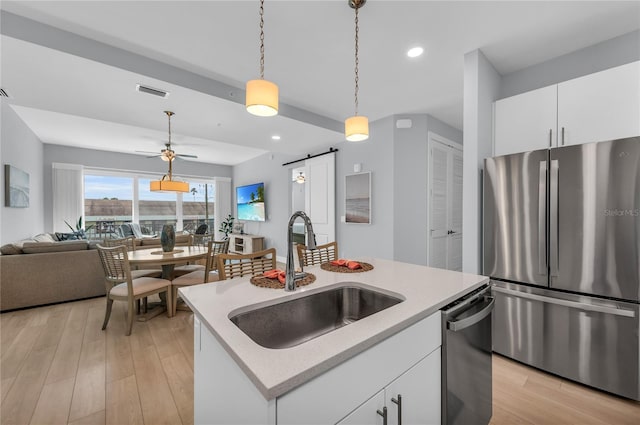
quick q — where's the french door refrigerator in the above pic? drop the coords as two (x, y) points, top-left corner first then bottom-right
(483, 136), (640, 400)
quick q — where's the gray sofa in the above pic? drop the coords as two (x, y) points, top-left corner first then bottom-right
(0, 233), (192, 311)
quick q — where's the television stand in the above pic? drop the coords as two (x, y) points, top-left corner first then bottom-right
(228, 234), (265, 255)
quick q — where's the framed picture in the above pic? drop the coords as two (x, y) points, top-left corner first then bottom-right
(4, 164), (30, 208)
(345, 172), (371, 224)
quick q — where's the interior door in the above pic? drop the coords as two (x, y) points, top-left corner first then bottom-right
(428, 139), (463, 271)
(302, 153), (336, 245)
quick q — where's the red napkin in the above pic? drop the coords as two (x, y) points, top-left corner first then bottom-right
(330, 259), (362, 269)
(263, 269), (286, 283)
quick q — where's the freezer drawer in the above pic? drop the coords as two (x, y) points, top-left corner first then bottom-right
(492, 281), (640, 400)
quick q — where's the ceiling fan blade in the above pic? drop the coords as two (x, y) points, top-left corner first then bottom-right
(176, 153), (198, 159)
(145, 154), (162, 159)
(135, 150), (162, 154)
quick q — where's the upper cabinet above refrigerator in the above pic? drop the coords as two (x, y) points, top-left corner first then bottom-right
(494, 61), (640, 156)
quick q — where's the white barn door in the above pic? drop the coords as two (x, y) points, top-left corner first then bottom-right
(304, 154), (336, 245)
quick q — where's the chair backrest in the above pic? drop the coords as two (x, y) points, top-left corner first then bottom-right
(203, 239), (230, 278)
(217, 248), (276, 281)
(195, 224), (208, 235)
(96, 244), (133, 294)
(102, 236), (136, 251)
(297, 241), (338, 267)
(119, 223), (135, 237)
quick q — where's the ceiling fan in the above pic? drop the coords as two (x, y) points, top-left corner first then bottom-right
(136, 111), (198, 161)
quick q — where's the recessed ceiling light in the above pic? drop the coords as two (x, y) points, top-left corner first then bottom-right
(271, 135), (281, 140)
(407, 47), (424, 58)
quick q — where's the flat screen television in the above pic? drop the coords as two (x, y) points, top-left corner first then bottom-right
(236, 182), (266, 222)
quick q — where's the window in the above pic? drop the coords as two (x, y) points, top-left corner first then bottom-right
(84, 174), (133, 239)
(184, 182), (216, 233)
(138, 178), (177, 235)
(83, 169), (215, 239)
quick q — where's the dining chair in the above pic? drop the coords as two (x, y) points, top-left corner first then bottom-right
(102, 236), (162, 279)
(97, 244), (172, 335)
(174, 233), (210, 275)
(170, 239), (229, 316)
(297, 241), (338, 268)
(217, 247), (277, 281)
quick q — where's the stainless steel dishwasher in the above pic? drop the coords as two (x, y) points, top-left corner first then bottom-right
(441, 285), (494, 425)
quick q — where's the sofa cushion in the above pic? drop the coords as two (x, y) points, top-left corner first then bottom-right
(22, 240), (89, 254)
(33, 233), (57, 243)
(0, 238), (36, 255)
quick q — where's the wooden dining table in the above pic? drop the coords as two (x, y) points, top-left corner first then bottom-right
(127, 245), (208, 320)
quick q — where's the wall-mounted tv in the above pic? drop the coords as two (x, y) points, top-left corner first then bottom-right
(236, 182), (266, 222)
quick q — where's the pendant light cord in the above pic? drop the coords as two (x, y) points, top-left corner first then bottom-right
(354, 4), (360, 116)
(259, 0), (265, 79)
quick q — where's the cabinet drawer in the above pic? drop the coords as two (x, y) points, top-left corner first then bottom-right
(277, 312), (441, 424)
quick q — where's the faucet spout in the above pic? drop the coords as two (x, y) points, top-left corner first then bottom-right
(286, 211), (316, 292)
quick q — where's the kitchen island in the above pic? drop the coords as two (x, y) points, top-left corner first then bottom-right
(179, 258), (489, 424)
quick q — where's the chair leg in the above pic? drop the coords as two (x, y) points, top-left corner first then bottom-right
(136, 299), (141, 314)
(143, 297), (148, 313)
(126, 298), (135, 336)
(102, 298), (114, 330)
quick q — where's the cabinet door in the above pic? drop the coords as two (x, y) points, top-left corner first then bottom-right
(558, 61), (639, 146)
(337, 389), (386, 425)
(494, 85), (557, 156)
(385, 348), (441, 425)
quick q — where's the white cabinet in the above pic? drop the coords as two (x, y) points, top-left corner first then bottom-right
(494, 85), (557, 156)
(193, 311), (441, 425)
(228, 233), (264, 255)
(558, 61), (640, 146)
(338, 348), (441, 425)
(494, 61), (639, 156)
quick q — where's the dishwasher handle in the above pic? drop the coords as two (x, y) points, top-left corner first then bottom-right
(446, 297), (495, 332)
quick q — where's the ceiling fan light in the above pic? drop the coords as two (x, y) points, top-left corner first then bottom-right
(246, 79), (279, 117)
(345, 115), (369, 142)
(296, 172), (306, 184)
(150, 179), (189, 193)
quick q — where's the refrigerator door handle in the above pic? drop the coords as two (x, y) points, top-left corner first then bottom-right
(549, 159), (559, 277)
(538, 161), (547, 275)
(492, 286), (636, 318)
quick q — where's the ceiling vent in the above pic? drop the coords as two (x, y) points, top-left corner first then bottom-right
(0, 88), (11, 98)
(136, 84), (169, 98)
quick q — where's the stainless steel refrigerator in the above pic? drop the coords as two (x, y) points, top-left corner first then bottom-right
(483, 136), (640, 400)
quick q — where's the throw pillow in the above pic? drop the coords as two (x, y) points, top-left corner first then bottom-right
(33, 233), (56, 243)
(55, 232), (79, 241)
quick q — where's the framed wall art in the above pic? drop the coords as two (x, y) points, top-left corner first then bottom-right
(345, 171), (371, 224)
(4, 164), (30, 208)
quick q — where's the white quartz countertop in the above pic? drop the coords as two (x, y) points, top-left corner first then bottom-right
(179, 258), (489, 400)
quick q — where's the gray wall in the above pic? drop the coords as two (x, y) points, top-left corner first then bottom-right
(43, 144), (232, 232)
(1, 102), (45, 244)
(336, 116), (395, 260)
(500, 30), (640, 99)
(231, 114), (461, 265)
(232, 151), (297, 259)
(462, 50), (501, 274)
(393, 114), (463, 266)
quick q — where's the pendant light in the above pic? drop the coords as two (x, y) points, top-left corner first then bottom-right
(246, 0), (279, 117)
(345, 0), (369, 142)
(296, 172), (306, 184)
(150, 111), (189, 193)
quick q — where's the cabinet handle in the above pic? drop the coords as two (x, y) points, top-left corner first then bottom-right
(548, 129), (552, 147)
(391, 394), (402, 425)
(377, 406), (388, 425)
(561, 127), (565, 146)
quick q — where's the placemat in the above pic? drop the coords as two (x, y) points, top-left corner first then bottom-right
(320, 262), (374, 273)
(150, 249), (184, 255)
(250, 272), (316, 289)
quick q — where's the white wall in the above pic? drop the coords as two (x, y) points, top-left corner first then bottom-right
(1, 102), (45, 244)
(462, 50), (501, 274)
(42, 144), (233, 233)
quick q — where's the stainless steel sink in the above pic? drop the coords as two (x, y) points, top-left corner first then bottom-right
(229, 283), (404, 349)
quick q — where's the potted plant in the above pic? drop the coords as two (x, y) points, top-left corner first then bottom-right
(219, 214), (235, 240)
(65, 216), (94, 240)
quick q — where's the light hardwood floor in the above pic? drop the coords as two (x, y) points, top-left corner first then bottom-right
(2, 297), (639, 425)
